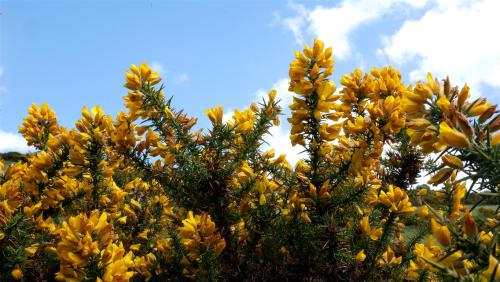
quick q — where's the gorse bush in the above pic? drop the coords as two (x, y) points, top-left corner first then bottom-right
(0, 39), (499, 281)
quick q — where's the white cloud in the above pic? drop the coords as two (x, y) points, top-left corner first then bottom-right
(0, 66), (6, 93)
(264, 122), (305, 166)
(276, 3), (309, 44)
(255, 78), (293, 109)
(150, 62), (165, 76)
(380, 0), (500, 97)
(257, 78), (305, 165)
(150, 62), (188, 85)
(222, 108), (234, 124)
(220, 78), (304, 165)
(173, 73), (189, 85)
(279, 0), (429, 59)
(0, 130), (33, 153)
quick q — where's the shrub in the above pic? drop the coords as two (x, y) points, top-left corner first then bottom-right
(0, 39), (498, 281)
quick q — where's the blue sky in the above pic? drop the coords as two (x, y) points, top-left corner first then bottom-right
(1, 0), (499, 157)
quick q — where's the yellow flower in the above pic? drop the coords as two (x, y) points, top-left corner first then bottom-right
(259, 194), (266, 205)
(428, 168), (454, 185)
(468, 102), (493, 117)
(378, 247), (402, 266)
(430, 218), (451, 247)
(481, 255), (500, 282)
(418, 188), (427, 196)
(480, 231), (493, 245)
(378, 185), (416, 214)
(99, 242), (135, 282)
(417, 205), (429, 218)
(124, 63), (161, 90)
(492, 132), (500, 146)
(457, 84), (470, 109)
(406, 260), (421, 280)
(178, 211), (226, 260)
(205, 105), (223, 125)
(25, 245), (39, 257)
(441, 154), (463, 169)
(463, 212), (478, 238)
(439, 121), (470, 148)
(138, 229), (149, 240)
(18, 103), (61, 149)
(356, 249), (366, 262)
(288, 39), (336, 146)
(130, 244), (141, 252)
(55, 211), (114, 280)
(232, 108), (256, 133)
(370, 227), (383, 241)
(359, 216), (371, 235)
(11, 266), (23, 280)
(436, 95), (451, 116)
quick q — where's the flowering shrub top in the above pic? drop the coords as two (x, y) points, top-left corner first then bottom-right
(0, 39), (498, 281)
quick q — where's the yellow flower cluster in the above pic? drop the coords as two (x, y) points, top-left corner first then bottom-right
(55, 211), (134, 281)
(288, 39), (338, 147)
(178, 212), (226, 277)
(404, 74), (498, 152)
(19, 103), (61, 149)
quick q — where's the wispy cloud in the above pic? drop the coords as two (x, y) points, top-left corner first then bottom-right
(278, 0), (430, 60)
(0, 66), (7, 93)
(150, 62), (189, 85)
(173, 73), (189, 85)
(150, 62), (166, 76)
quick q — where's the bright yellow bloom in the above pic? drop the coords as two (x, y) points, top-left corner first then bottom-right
(124, 63), (161, 90)
(360, 217), (371, 235)
(378, 185), (416, 214)
(481, 255), (500, 282)
(205, 105), (223, 125)
(178, 211), (226, 261)
(378, 247), (402, 266)
(417, 205), (429, 218)
(356, 249), (366, 262)
(231, 108), (256, 133)
(55, 211), (114, 281)
(99, 242), (135, 282)
(451, 182), (466, 220)
(439, 121), (470, 148)
(463, 212), (478, 238)
(25, 245), (39, 257)
(428, 168), (454, 185)
(436, 95), (451, 116)
(468, 102), (493, 117)
(18, 103), (61, 149)
(418, 188), (427, 196)
(480, 231), (494, 245)
(431, 218), (451, 247)
(370, 227), (383, 241)
(288, 39), (336, 147)
(492, 132), (500, 146)
(11, 266), (23, 280)
(441, 154), (463, 169)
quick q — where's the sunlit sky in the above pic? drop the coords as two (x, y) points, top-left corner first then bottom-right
(1, 0), (499, 159)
